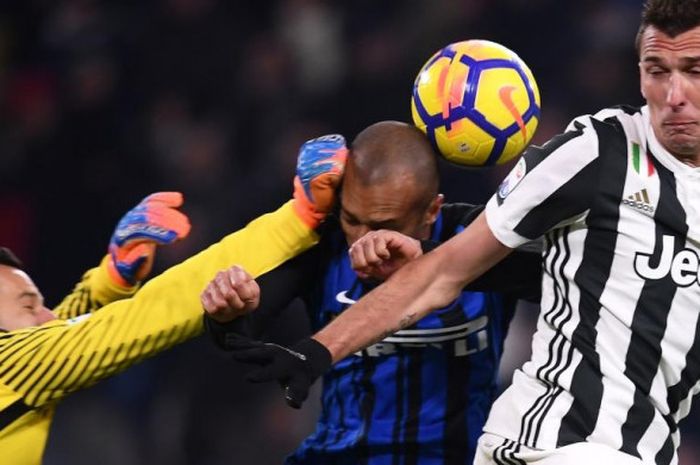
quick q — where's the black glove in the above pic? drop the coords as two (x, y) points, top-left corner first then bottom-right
(203, 314), (256, 350)
(232, 337), (332, 409)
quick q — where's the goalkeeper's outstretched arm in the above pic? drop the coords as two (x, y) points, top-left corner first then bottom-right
(0, 200), (318, 407)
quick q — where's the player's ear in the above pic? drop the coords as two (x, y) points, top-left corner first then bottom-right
(639, 62), (646, 99)
(424, 194), (444, 226)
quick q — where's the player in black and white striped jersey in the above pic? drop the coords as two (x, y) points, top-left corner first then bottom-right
(479, 105), (699, 462)
(474, 1), (700, 461)
(230, 1), (700, 464)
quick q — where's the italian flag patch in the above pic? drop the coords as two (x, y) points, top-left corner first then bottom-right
(632, 142), (655, 177)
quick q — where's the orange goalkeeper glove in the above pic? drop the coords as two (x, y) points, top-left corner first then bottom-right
(107, 192), (191, 286)
(292, 134), (348, 228)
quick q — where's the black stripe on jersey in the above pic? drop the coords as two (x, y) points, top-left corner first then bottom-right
(77, 314), (127, 379)
(313, 373), (334, 450)
(403, 350), (423, 465)
(655, 435), (675, 465)
(0, 325), (56, 357)
(355, 356), (378, 465)
(391, 353), (407, 465)
(519, 228), (574, 446)
(80, 287), (91, 316)
(96, 337), (151, 390)
(0, 399), (31, 432)
(6, 321), (91, 388)
(18, 323), (98, 402)
(530, 231), (576, 445)
(491, 440), (512, 465)
(557, 117), (628, 447)
(159, 316), (194, 351)
(63, 286), (88, 319)
(519, 232), (564, 446)
(620, 156), (687, 462)
(72, 334), (155, 394)
(19, 319), (102, 403)
(620, 390), (654, 460)
(341, 355), (364, 452)
(328, 362), (348, 447)
(497, 123), (586, 207)
(94, 326), (127, 376)
(667, 242), (700, 421)
(510, 442), (527, 465)
(441, 305), (470, 465)
(13, 342), (72, 405)
(493, 439), (526, 465)
(667, 309), (700, 414)
(442, 352), (470, 465)
(0, 328), (56, 378)
(491, 441), (505, 465)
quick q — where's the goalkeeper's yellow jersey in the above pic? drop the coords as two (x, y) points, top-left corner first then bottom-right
(0, 201), (318, 465)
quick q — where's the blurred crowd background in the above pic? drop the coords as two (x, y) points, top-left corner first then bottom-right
(0, 0), (698, 464)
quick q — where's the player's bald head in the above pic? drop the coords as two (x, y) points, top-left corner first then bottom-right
(347, 121), (439, 203)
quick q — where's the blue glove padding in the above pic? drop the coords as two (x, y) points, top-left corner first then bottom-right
(108, 192), (190, 286)
(293, 134), (347, 228)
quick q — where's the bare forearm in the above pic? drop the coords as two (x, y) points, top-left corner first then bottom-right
(314, 247), (452, 361)
(315, 212), (511, 362)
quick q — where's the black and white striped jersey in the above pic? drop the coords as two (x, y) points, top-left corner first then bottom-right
(482, 105), (700, 465)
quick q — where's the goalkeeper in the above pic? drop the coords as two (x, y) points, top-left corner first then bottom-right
(0, 140), (345, 465)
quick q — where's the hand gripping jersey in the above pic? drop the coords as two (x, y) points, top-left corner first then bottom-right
(0, 201), (318, 465)
(483, 106), (700, 465)
(210, 203), (541, 465)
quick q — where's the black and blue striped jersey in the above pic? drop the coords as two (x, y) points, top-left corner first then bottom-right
(210, 203), (541, 465)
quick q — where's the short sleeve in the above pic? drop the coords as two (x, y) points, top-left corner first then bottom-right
(485, 116), (601, 248)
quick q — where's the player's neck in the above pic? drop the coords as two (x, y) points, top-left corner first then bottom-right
(674, 153), (700, 168)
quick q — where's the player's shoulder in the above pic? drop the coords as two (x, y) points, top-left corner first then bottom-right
(568, 104), (644, 135)
(440, 202), (482, 218)
(439, 202), (484, 238)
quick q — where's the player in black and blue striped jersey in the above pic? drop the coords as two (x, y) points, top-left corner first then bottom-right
(204, 120), (541, 465)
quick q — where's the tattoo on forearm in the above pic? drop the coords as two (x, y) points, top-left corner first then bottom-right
(381, 313), (417, 339)
(372, 313), (417, 344)
(399, 313), (417, 329)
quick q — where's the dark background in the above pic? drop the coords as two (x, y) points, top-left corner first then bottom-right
(0, 0), (697, 464)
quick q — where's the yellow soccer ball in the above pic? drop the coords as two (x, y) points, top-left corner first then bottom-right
(411, 40), (541, 166)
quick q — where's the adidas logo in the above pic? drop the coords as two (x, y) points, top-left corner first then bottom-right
(622, 188), (655, 213)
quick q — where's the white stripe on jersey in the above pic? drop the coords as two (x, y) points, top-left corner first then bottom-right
(637, 408), (674, 463)
(587, 130), (663, 449)
(516, 228), (584, 447)
(383, 315), (487, 343)
(485, 121), (598, 248)
(483, 105), (700, 465)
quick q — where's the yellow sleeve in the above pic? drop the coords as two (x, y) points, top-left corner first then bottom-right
(0, 200), (318, 407)
(52, 255), (139, 320)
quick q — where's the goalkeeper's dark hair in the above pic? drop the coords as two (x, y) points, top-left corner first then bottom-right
(349, 121), (439, 210)
(635, 0), (700, 54)
(0, 247), (23, 269)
